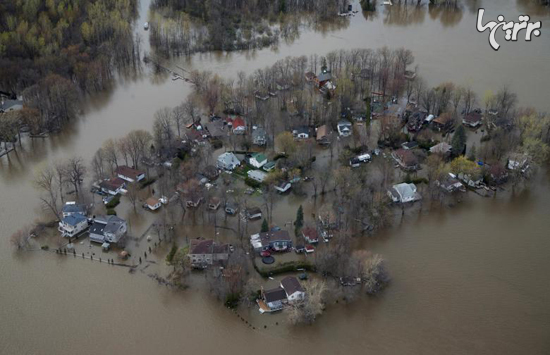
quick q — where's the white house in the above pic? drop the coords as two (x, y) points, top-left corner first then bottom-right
(99, 178), (126, 195)
(115, 166), (145, 183)
(274, 181), (291, 193)
(388, 183), (421, 203)
(337, 120), (352, 137)
(249, 153), (267, 169)
(281, 276), (305, 303)
(89, 216), (127, 244)
(146, 197), (162, 211)
(58, 214), (88, 238)
(62, 202), (87, 218)
(247, 170), (267, 183)
(217, 152), (240, 171)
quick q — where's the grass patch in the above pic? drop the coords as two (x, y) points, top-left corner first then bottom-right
(106, 208), (117, 215)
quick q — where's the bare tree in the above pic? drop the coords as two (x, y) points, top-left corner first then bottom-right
(66, 157), (87, 195)
(34, 166), (61, 220)
(286, 279), (327, 325)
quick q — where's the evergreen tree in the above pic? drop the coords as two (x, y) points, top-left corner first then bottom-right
(295, 205), (304, 237)
(261, 218), (269, 233)
(451, 125), (467, 156)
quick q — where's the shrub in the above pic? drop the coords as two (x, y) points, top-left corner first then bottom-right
(225, 293), (241, 308)
(106, 208), (117, 215)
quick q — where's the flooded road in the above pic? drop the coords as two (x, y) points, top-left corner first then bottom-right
(1, 0), (550, 354)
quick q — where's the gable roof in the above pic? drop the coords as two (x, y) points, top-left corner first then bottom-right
(62, 214), (87, 226)
(394, 149), (418, 166)
(62, 203), (86, 214)
(115, 166), (144, 180)
(251, 153), (267, 162)
(264, 287), (287, 303)
(463, 112), (483, 124)
(232, 117), (245, 128)
(190, 239), (229, 255)
(281, 276), (304, 296)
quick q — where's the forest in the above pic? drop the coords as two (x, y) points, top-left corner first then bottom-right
(149, 0), (351, 56)
(0, 0), (140, 133)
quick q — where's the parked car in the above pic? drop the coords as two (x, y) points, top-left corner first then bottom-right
(294, 245), (306, 254)
(305, 245), (315, 253)
(260, 250), (271, 257)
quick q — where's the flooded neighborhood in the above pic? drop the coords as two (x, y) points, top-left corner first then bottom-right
(1, 0), (550, 354)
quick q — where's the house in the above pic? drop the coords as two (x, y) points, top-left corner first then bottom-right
(436, 174), (465, 193)
(281, 276), (306, 303)
(430, 142), (452, 156)
(99, 177), (126, 195)
(250, 230), (292, 252)
(252, 127), (267, 146)
(217, 152), (240, 171)
(392, 149), (419, 171)
(316, 69), (332, 88)
(260, 287), (287, 313)
(318, 207), (338, 230)
(185, 127), (208, 145)
(262, 161), (276, 172)
(225, 201), (238, 215)
(462, 112), (483, 128)
(62, 202), (87, 218)
(202, 165), (219, 181)
(388, 183), (421, 203)
(249, 153), (267, 169)
(507, 153), (530, 173)
(58, 214), (88, 238)
(432, 113), (454, 132)
(488, 164), (508, 185)
(188, 239), (229, 269)
(304, 71), (316, 82)
(337, 120), (352, 137)
(205, 121), (226, 139)
(407, 111), (426, 132)
(0, 98), (23, 113)
(208, 197), (221, 210)
(146, 197), (162, 211)
(89, 215), (127, 244)
(293, 126), (310, 139)
(245, 207), (262, 220)
(115, 166), (145, 183)
(232, 117), (246, 134)
(302, 227), (319, 244)
(401, 141), (419, 150)
(274, 181), (291, 193)
(247, 170), (267, 183)
(316, 125), (330, 145)
(457, 172), (484, 188)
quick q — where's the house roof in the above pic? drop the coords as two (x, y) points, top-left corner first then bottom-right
(248, 170), (267, 181)
(252, 128), (266, 139)
(281, 276), (304, 295)
(62, 214), (87, 226)
(115, 166), (144, 180)
(251, 153), (267, 162)
(99, 177), (125, 191)
(430, 142), (452, 154)
(146, 197), (160, 207)
(394, 149), (418, 166)
(232, 117), (245, 128)
(190, 239), (229, 255)
(62, 203), (86, 214)
(90, 215), (125, 236)
(0, 99), (23, 112)
(391, 183), (418, 201)
(463, 112), (482, 124)
(264, 287), (287, 303)
(302, 227), (318, 241)
(205, 121), (226, 137)
(251, 230), (290, 248)
(218, 152), (240, 165)
(317, 72), (332, 82)
(316, 125), (328, 139)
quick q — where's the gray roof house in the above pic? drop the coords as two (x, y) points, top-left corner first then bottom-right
(252, 127), (267, 146)
(0, 98), (23, 113)
(261, 287), (287, 312)
(250, 230), (292, 252)
(89, 215), (127, 244)
(337, 120), (352, 137)
(388, 183), (421, 203)
(217, 152), (240, 171)
(281, 276), (306, 303)
(62, 202), (87, 218)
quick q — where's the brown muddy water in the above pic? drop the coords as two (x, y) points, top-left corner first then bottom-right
(1, 0), (550, 354)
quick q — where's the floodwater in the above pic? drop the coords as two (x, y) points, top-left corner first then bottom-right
(1, 0), (550, 354)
